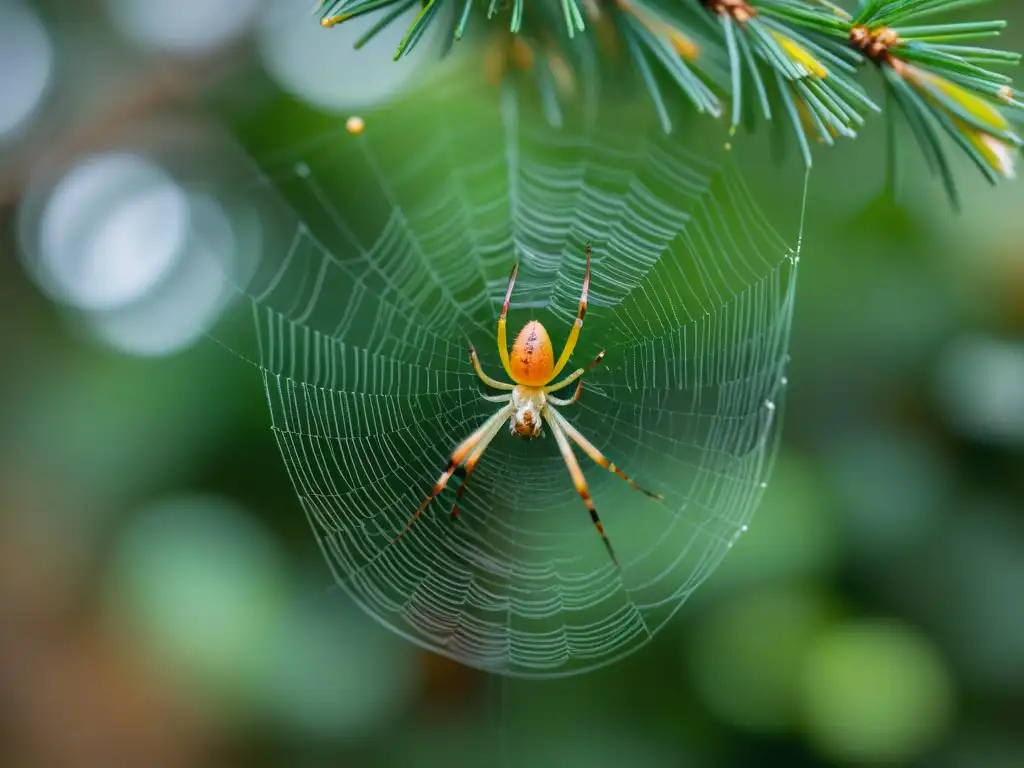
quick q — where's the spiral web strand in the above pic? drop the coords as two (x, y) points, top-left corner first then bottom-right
(232, 69), (802, 677)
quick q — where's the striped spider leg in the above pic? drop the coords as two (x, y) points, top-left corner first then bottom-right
(391, 403), (512, 546)
(542, 403), (662, 567)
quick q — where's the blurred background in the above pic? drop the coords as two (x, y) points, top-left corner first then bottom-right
(2, 1), (1023, 766)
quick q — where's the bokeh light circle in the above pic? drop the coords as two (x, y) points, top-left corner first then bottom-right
(258, 598), (419, 740)
(688, 584), (835, 734)
(934, 335), (1024, 446)
(799, 621), (954, 764)
(105, 0), (260, 54)
(89, 191), (237, 357)
(0, 3), (54, 141)
(29, 152), (189, 312)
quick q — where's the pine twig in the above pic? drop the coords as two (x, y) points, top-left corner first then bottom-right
(843, 1), (1021, 206)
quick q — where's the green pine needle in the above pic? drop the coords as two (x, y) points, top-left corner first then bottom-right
(317, 0), (1021, 205)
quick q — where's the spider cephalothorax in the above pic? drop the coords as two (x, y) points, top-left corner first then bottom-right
(392, 242), (663, 567)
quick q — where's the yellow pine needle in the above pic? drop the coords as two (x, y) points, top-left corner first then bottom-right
(903, 64), (1009, 135)
(667, 27), (700, 61)
(954, 117), (1017, 179)
(770, 29), (827, 78)
(616, 0), (700, 61)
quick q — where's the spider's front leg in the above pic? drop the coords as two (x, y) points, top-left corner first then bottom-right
(496, 261), (519, 381)
(548, 240), (592, 381)
(469, 341), (514, 392)
(545, 350), (605, 405)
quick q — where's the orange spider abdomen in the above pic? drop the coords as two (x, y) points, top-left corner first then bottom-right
(510, 320), (554, 386)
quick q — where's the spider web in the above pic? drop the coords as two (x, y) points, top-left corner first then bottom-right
(225, 62), (803, 678)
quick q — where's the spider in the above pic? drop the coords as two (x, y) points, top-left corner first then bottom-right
(392, 242), (662, 567)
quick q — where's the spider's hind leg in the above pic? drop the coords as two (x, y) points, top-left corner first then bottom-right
(451, 466), (468, 519)
(450, 437), (490, 518)
(391, 404), (511, 545)
(548, 406), (662, 500)
(545, 407), (620, 568)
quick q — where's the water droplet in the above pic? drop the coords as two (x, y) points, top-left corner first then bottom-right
(346, 115), (365, 135)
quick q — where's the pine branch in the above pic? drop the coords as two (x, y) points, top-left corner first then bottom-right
(317, 0), (1021, 204)
(843, 1), (1021, 206)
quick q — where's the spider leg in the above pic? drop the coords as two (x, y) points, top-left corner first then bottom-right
(544, 350), (604, 399)
(496, 262), (518, 381)
(547, 406), (663, 500)
(548, 241), (591, 382)
(544, 407), (620, 568)
(450, 436), (491, 518)
(391, 404), (512, 545)
(546, 380), (582, 407)
(469, 342), (514, 391)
